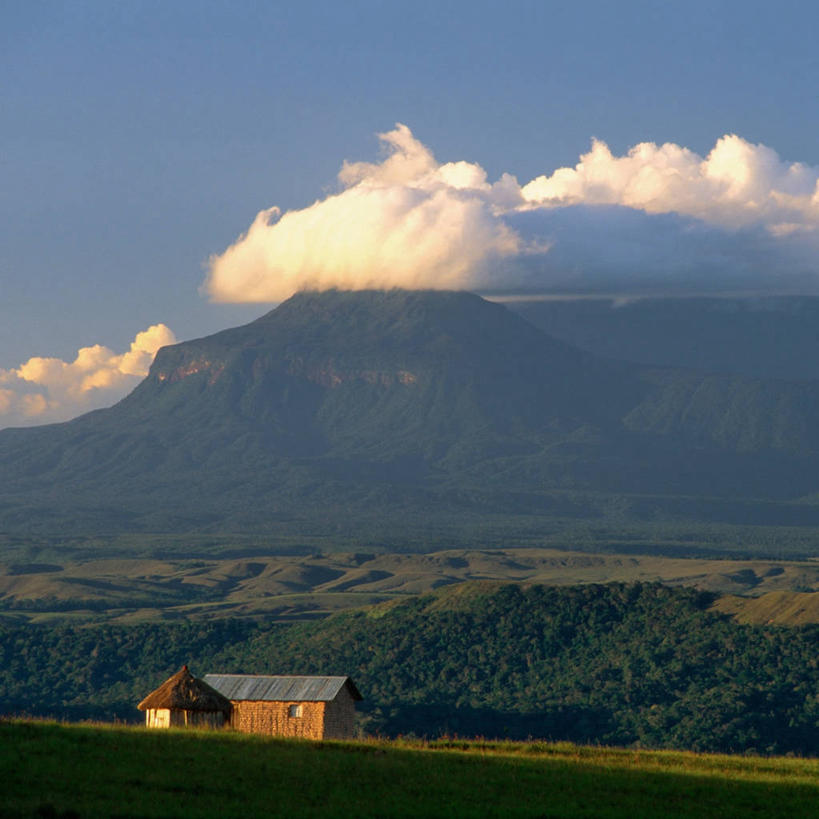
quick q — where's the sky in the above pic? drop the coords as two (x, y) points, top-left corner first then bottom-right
(2, 0), (819, 427)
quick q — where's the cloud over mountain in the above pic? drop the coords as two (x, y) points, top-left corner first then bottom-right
(10, 127), (817, 429)
(0, 324), (176, 428)
(205, 124), (520, 303)
(205, 125), (819, 301)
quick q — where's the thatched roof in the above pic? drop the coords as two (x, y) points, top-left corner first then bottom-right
(137, 666), (232, 714)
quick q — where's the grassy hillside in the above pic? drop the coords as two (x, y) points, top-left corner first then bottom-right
(2, 721), (818, 818)
(712, 590), (819, 625)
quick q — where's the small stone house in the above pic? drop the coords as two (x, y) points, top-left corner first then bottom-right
(137, 665), (232, 729)
(203, 674), (363, 740)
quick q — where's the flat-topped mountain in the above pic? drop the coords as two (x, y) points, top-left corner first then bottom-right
(3, 289), (819, 539)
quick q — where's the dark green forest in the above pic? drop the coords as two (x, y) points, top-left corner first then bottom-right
(2, 582), (818, 755)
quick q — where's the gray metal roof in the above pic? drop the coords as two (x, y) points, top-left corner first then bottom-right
(202, 674), (362, 702)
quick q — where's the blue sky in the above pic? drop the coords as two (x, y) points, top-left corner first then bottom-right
(2, 0), (819, 425)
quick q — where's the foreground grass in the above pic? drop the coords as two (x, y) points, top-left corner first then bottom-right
(2, 721), (819, 818)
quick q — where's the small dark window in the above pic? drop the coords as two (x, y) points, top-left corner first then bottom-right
(288, 704), (302, 718)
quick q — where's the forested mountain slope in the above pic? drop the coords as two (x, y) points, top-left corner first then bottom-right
(2, 582), (818, 754)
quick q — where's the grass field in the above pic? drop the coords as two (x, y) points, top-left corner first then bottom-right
(2, 721), (818, 818)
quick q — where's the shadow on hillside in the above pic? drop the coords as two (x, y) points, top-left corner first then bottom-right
(362, 702), (619, 743)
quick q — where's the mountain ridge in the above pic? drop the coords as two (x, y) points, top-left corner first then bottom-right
(4, 288), (819, 540)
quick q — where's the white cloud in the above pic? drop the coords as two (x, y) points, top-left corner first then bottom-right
(521, 134), (819, 233)
(204, 126), (819, 302)
(204, 124), (521, 302)
(0, 324), (176, 428)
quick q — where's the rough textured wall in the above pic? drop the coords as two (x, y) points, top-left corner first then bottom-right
(145, 708), (170, 728)
(231, 701), (326, 739)
(323, 690), (356, 739)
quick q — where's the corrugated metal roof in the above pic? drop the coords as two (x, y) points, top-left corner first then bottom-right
(203, 674), (362, 702)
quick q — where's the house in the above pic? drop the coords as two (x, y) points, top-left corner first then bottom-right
(203, 674), (363, 739)
(137, 665), (232, 729)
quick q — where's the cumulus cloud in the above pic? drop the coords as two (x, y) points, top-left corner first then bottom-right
(521, 135), (819, 234)
(0, 324), (176, 428)
(205, 124), (521, 302)
(205, 125), (819, 301)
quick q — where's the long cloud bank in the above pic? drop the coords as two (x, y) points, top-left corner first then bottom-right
(205, 125), (819, 302)
(0, 324), (176, 428)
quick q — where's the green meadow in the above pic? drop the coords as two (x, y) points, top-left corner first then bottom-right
(2, 720), (818, 818)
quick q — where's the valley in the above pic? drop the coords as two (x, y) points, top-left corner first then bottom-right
(5, 291), (819, 756)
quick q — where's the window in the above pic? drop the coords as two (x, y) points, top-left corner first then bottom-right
(288, 704), (302, 718)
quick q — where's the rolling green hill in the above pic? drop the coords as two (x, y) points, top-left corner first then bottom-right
(6, 290), (819, 544)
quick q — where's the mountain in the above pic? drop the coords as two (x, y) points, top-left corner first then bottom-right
(509, 295), (819, 380)
(4, 289), (819, 540)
